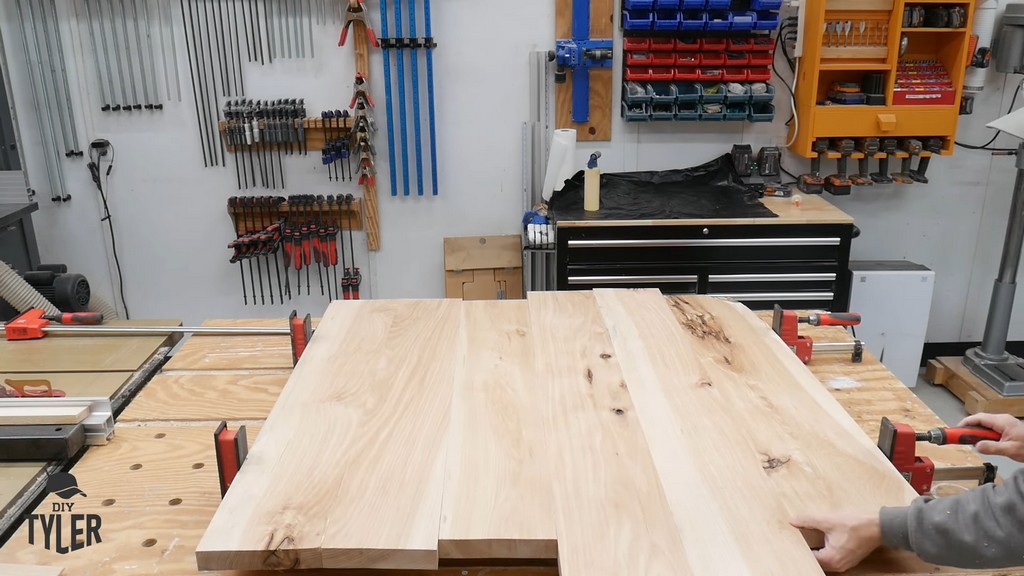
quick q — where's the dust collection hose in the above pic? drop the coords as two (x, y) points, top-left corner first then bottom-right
(0, 261), (120, 320)
(0, 260), (59, 315)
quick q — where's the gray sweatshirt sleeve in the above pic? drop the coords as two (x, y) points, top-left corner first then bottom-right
(879, 469), (1024, 569)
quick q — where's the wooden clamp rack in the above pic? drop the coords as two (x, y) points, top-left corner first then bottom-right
(218, 117), (354, 153)
(227, 198), (363, 237)
(789, 0), (977, 158)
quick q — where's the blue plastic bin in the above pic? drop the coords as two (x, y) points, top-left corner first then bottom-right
(654, 10), (681, 30)
(680, 10), (706, 30)
(676, 83), (702, 103)
(700, 104), (725, 121)
(706, 11), (732, 30)
(751, 0), (783, 9)
(749, 102), (775, 122)
(680, 0), (704, 7)
(749, 83), (775, 103)
(654, 0), (680, 8)
(724, 104), (749, 121)
(754, 11), (780, 29)
(624, 0), (655, 9)
(622, 102), (650, 122)
(676, 104), (700, 121)
(622, 10), (654, 29)
(649, 82), (677, 104)
(706, 0), (730, 8)
(651, 103), (676, 120)
(623, 82), (651, 105)
(731, 11), (756, 30)
(724, 84), (750, 103)
(701, 83), (726, 103)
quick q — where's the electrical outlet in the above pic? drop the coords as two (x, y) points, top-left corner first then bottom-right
(793, 0), (806, 58)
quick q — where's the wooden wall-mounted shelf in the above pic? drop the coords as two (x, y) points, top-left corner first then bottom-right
(227, 198), (363, 237)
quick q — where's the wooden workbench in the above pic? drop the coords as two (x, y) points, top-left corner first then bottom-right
(0, 302), (1014, 575)
(0, 320), (179, 541)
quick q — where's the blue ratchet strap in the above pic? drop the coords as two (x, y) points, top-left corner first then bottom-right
(395, 0), (411, 196)
(379, 0), (399, 197)
(409, 0), (424, 196)
(424, 0), (438, 195)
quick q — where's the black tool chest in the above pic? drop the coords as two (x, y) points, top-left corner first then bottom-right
(555, 221), (854, 311)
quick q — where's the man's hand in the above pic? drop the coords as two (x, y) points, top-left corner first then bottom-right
(958, 413), (1024, 462)
(790, 513), (882, 573)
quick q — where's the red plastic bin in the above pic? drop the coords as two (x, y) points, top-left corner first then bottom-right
(625, 67), (654, 81)
(725, 52), (750, 66)
(675, 38), (701, 51)
(750, 37), (776, 51)
(623, 38), (650, 51)
(650, 37), (676, 51)
(726, 37), (753, 51)
(676, 53), (699, 65)
(698, 68), (725, 80)
(674, 67), (699, 80)
(700, 52), (726, 66)
(721, 68), (747, 81)
(650, 52), (676, 66)
(626, 52), (654, 66)
(748, 51), (773, 65)
(701, 38), (727, 51)
(747, 67), (772, 81)
(650, 67), (675, 81)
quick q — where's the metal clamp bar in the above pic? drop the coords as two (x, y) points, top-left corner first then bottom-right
(708, 273), (837, 283)
(709, 292), (835, 301)
(567, 274), (698, 285)
(39, 325), (291, 336)
(567, 238), (842, 249)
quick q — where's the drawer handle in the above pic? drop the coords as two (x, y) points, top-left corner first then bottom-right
(708, 273), (837, 283)
(567, 238), (841, 248)
(567, 275), (699, 285)
(709, 291), (835, 301)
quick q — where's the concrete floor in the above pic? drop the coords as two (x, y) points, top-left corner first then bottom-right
(913, 372), (1023, 477)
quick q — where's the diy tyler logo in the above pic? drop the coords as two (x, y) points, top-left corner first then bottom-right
(24, 472), (103, 554)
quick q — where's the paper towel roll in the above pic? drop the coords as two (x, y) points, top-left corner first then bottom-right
(541, 129), (577, 201)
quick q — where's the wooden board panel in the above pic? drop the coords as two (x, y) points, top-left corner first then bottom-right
(443, 236), (523, 271)
(527, 291), (693, 576)
(162, 319), (321, 371)
(556, 195), (854, 227)
(555, 0), (613, 141)
(0, 321), (176, 373)
(118, 372), (290, 422)
(0, 462), (47, 519)
(0, 406), (87, 426)
(0, 564), (63, 576)
(439, 301), (556, 560)
(597, 290), (942, 575)
(197, 300), (462, 571)
(0, 373), (132, 400)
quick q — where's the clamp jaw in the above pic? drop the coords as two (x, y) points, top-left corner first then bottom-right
(878, 417), (998, 494)
(339, 0), (380, 48)
(771, 305), (864, 364)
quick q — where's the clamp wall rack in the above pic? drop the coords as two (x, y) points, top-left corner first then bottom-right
(789, 0), (977, 158)
(227, 198), (363, 237)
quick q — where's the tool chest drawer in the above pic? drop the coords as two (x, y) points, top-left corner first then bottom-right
(556, 223), (853, 311)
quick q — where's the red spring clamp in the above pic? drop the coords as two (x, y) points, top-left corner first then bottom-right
(350, 72), (376, 109)
(339, 1), (380, 48)
(214, 422), (248, 498)
(289, 310), (313, 365)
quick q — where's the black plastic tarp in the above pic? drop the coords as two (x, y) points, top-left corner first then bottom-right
(548, 154), (777, 222)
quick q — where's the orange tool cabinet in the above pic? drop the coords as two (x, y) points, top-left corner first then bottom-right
(789, 0), (976, 158)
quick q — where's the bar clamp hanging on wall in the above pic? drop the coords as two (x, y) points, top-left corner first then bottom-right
(551, 0), (612, 123)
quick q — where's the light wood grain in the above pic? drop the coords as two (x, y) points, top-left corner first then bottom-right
(555, 194), (854, 227)
(197, 300), (462, 571)
(0, 320), (176, 373)
(0, 462), (47, 521)
(118, 372), (290, 422)
(527, 291), (693, 576)
(163, 319), (321, 371)
(0, 406), (88, 426)
(598, 290), (939, 574)
(439, 301), (556, 560)
(929, 357), (1024, 416)
(0, 563), (64, 576)
(0, 373), (131, 400)
(443, 236), (522, 271)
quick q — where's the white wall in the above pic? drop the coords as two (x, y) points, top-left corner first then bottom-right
(2, 0), (1023, 343)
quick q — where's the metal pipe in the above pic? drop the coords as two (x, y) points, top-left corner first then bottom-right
(183, 0), (211, 166)
(95, 0), (122, 110)
(117, 0), (140, 109)
(49, 0), (82, 153)
(84, 0), (111, 111)
(129, 0), (154, 109)
(14, 0), (58, 202)
(141, 0), (163, 108)
(306, 0), (313, 57)
(38, 0), (73, 156)
(200, 0), (224, 165)
(37, 325), (292, 336)
(254, 0), (265, 64)
(166, 0), (182, 101)
(241, 0), (253, 63)
(27, 0), (68, 200)
(284, 0), (292, 59)
(231, 0), (246, 93)
(297, 0), (305, 58)
(213, 0), (231, 95)
(156, 0), (172, 101)
(104, 0), (131, 110)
